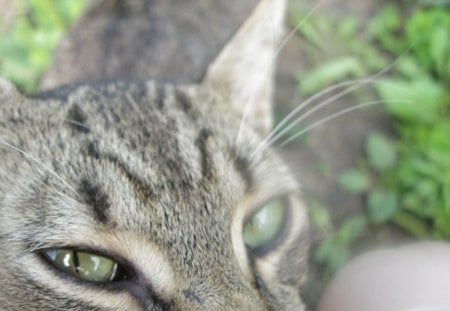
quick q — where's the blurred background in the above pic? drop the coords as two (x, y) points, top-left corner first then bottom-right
(1, 0), (449, 308)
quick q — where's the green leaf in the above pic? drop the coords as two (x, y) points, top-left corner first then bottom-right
(325, 246), (349, 275)
(376, 78), (446, 124)
(314, 238), (333, 263)
(298, 57), (365, 94)
(430, 26), (449, 78)
(416, 179), (439, 201)
(338, 169), (371, 194)
(291, 14), (325, 48)
(336, 216), (368, 243)
(366, 132), (397, 171)
(367, 190), (398, 224)
(369, 4), (405, 53)
(395, 57), (427, 79)
(314, 235), (351, 275)
(308, 202), (332, 231)
(392, 211), (429, 238)
(0, 0), (87, 92)
(433, 199), (450, 238)
(337, 18), (358, 39)
(405, 9), (450, 80)
(397, 161), (420, 187)
(410, 156), (441, 178)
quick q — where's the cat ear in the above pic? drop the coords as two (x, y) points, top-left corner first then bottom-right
(202, 0), (287, 137)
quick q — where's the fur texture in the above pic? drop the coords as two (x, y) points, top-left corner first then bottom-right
(0, 0), (309, 309)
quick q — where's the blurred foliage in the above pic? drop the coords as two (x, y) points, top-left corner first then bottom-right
(309, 202), (368, 276)
(0, 0), (86, 93)
(293, 1), (450, 275)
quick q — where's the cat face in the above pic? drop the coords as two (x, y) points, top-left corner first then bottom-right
(0, 0), (309, 309)
(0, 80), (307, 310)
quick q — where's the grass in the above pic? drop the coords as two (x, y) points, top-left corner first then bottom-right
(0, 0), (86, 93)
(292, 0), (450, 276)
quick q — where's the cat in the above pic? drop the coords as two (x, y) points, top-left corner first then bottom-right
(0, 0), (309, 310)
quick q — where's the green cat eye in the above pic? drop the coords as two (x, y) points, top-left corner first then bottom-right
(42, 249), (123, 283)
(243, 198), (288, 253)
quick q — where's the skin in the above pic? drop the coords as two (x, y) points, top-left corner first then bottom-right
(318, 242), (450, 311)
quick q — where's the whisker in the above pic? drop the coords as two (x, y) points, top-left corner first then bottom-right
(274, 0), (328, 56)
(249, 79), (375, 160)
(268, 49), (409, 142)
(14, 241), (46, 258)
(251, 42), (416, 160)
(265, 5), (277, 52)
(0, 139), (74, 191)
(126, 93), (141, 112)
(65, 119), (91, 131)
(270, 79), (413, 148)
(272, 79), (372, 139)
(277, 99), (412, 148)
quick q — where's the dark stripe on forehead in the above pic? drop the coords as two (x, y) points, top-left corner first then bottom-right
(78, 179), (110, 224)
(231, 149), (253, 191)
(195, 128), (215, 180)
(67, 104), (90, 134)
(102, 153), (159, 206)
(87, 141), (100, 159)
(155, 85), (166, 110)
(82, 140), (159, 207)
(174, 89), (192, 112)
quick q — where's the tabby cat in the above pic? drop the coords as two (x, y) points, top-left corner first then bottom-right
(0, 0), (309, 309)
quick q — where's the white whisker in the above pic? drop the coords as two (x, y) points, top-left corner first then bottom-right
(277, 99), (412, 148)
(0, 139), (74, 191)
(126, 93), (141, 112)
(271, 78), (413, 148)
(273, 80), (371, 137)
(268, 50), (408, 141)
(65, 119), (91, 131)
(250, 42), (415, 160)
(274, 0), (328, 56)
(250, 79), (374, 160)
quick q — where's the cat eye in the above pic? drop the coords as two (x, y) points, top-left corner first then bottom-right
(242, 197), (288, 254)
(41, 249), (126, 283)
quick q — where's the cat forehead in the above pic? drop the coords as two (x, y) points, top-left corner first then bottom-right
(1, 80), (304, 307)
(1, 81), (296, 234)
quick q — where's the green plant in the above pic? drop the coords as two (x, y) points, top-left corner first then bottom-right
(293, 1), (450, 274)
(0, 0), (86, 92)
(339, 6), (450, 239)
(309, 202), (368, 276)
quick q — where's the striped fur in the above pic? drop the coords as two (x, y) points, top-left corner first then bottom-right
(0, 0), (308, 309)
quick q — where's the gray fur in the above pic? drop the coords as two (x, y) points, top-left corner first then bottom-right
(0, 0), (308, 309)
(41, 0), (260, 88)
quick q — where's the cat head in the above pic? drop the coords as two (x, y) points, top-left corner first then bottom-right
(0, 0), (308, 310)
